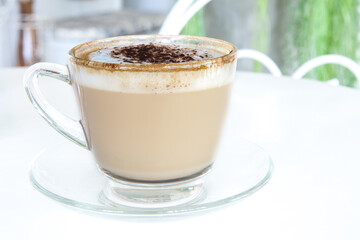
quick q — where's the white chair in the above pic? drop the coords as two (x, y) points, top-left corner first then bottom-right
(159, 0), (282, 77)
(292, 54), (360, 87)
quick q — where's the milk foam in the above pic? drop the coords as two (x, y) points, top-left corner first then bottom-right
(70, 38), (237, 93)
(87, 44), (222, 64)
(69, 62), (236, 93)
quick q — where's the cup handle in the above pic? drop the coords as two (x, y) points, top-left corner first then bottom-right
(24, 62), (88, 149)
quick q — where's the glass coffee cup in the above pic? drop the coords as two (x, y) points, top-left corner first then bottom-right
(24, 35), (237, 208)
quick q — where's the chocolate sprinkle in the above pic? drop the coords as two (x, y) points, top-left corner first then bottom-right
(110, 43), (213, 64)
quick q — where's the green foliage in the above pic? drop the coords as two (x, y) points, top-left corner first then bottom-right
(253, 0), (269, 72)
(284, 0), (358, 87)
(179, 1), (359, 87)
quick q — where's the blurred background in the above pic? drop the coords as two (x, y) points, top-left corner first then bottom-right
(0, 0), (359, 87)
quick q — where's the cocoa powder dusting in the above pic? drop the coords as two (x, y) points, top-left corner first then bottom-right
(110, 43), (212, 64)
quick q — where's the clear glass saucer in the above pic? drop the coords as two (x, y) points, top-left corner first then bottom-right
(29, 135), (273, 216)
(30, 93), (274, 216)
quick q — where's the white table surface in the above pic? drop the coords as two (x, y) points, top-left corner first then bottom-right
(1, 67), (360, 240)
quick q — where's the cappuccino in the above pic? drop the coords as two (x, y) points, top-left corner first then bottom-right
(25, 35), (238, 207)
(69, 36), (237, 182)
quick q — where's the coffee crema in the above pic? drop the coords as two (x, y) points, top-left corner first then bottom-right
(71, 45), (233, 93)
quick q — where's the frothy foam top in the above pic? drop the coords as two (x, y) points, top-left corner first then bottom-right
(87, 43), (221, 64)
(70, 62), (236, 93)
(69, 36), (237, 93)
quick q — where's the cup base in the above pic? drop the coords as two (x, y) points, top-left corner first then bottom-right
(100, 177), (204, 209)
(99, 166), (211, 208)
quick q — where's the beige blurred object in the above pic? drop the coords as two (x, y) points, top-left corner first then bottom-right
(2, 0), (164, 66)
(40, 10), (165, 64)
(15, 0), (124, 66)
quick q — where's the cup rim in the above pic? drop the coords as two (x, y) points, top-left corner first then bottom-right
(68, 35), (237, 72)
